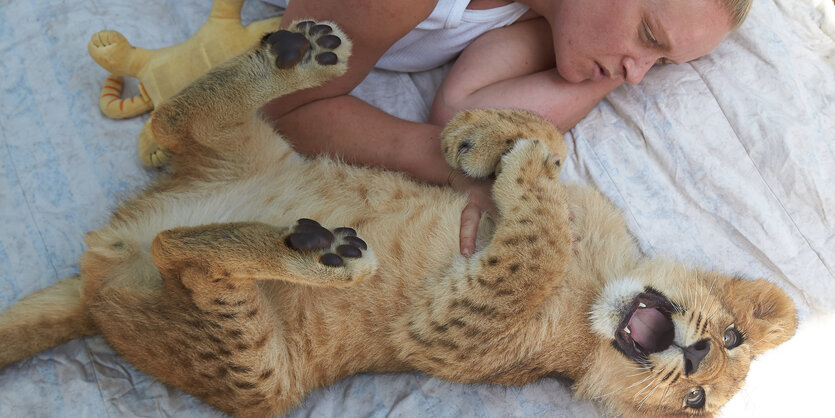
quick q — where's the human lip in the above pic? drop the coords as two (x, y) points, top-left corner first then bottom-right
(595, 62), (614, 79)
(592, 62), (604, 81)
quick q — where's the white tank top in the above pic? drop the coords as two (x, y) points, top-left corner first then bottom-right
(262, 0), (530, 72)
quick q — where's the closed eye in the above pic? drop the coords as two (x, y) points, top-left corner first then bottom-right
(643, 20), (673, 66)
(642, 19), (659, 46)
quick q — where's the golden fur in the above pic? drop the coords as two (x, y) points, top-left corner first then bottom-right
(0, 21), (796, 417)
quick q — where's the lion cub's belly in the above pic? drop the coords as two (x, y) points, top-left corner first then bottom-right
(104, 158), (469, 281)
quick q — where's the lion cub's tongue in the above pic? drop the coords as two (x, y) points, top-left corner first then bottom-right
(628, 307), (672, 353)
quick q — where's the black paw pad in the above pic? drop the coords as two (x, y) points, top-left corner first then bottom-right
(315, 52), (338, 66)
(297, 218), (321, 227)
(265, 30), (311, 69)
(343, 236), (367, 250)
(295, 21), (315, 32)
(289, 220), (368, 267)
(286, 219), (334, 251)
(320, 253), (344, 267)
(287, 233), (331, 251)
(333, 227), (356, 236)
(336, 244), (362, 258)
(316, 34), (341, 49)
(309, 24), (333, 36)
(334, 227), (365, 255)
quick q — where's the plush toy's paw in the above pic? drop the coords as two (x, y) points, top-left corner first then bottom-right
(441, 109), (565, 178)
(138, 121), (171, 167)
(89, 30), (129, 50)
(88, 30), (132, 63)
(260, 20), (351, 83)
(284, 218), (375, 285)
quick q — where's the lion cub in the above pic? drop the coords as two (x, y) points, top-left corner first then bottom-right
(0, 21), (796, 417)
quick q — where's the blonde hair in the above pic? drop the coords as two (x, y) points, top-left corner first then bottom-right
(720, 0), (754, 29)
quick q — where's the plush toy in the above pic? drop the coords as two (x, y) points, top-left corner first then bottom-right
(88, 0), (282, 166)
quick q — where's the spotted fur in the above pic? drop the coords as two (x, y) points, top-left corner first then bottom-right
(0, 21), (796, 417)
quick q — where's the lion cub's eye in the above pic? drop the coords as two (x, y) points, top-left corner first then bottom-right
(685, 387), (706, 409)
(723, 326), (744, 349)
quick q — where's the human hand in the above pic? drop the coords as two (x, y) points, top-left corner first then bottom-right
(448, 170), (496, 257)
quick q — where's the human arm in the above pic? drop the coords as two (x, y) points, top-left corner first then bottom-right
(429, 18), (623, 131)
(274, 94), (494, 256)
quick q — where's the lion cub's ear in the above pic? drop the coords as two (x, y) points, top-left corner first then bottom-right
(723, 278), (797, 356)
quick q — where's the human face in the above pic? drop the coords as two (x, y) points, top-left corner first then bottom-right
(528, 0), (733, 84)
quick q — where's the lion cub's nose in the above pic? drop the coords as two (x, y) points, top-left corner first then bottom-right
(683, 339), (710, 375)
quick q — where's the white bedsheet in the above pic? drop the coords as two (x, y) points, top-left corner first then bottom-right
(0, 0), (833, 416)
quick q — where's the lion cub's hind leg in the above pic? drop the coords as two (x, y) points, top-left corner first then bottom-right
(90, 254), (292, 416)
(441, 109), (566, 178)
(91, 219), (373, 416)
(151, 20), (351, 157)
(151, 219), (376, 288)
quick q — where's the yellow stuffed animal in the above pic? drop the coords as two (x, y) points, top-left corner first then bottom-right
(88, 0), (281, 166)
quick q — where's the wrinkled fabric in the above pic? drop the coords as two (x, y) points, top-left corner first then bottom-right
(0, 0), (832, 416)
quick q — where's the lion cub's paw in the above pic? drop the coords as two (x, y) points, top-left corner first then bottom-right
(138, 124), (171, 167)
(261, 20), (351, 84)
(441, 109), (566, 178)
(285, 218), (375, 285)
(286, 218), (368, 267)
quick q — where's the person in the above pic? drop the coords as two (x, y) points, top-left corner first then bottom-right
(260, 0), (750, 256)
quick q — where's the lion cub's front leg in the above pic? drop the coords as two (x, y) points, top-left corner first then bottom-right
(404, 111), (571, 380)
(150, 20), (351, 156)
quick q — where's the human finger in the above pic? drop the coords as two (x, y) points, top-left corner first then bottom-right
(459, 202), (482, 257)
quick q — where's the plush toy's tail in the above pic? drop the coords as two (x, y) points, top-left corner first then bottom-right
(98, 74), (154, 119)
(0, 275), (96, 370)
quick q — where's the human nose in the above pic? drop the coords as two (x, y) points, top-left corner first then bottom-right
(621, 54), (655, 85)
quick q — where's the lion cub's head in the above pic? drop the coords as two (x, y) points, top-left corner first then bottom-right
(582, 260), (796, 417)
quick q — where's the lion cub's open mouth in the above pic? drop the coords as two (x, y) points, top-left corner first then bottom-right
(614, 290), (676, 362)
